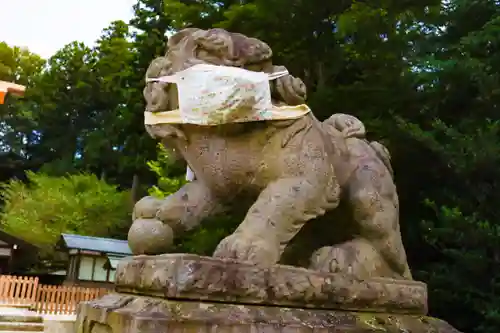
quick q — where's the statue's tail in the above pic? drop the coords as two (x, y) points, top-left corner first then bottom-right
(322, 113), (394, 176)
(322, 113), (366, 140)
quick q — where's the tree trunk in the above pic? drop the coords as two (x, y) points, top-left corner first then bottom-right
(131, 173), (140, 207)
(100, 169), (107, 181)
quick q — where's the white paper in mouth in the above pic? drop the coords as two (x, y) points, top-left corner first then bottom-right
(146, 63), (290, 126)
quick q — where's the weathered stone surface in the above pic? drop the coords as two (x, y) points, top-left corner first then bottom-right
(92, 27), (464, 333)
(115, 254), (427, 314)
(130, 27), (413, 281)
(75, 293), (461, 333)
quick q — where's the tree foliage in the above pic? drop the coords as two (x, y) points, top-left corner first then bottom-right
(0, 172), (131, 258)
(0, 43), (45, 156)
(146, 143), (186, 199)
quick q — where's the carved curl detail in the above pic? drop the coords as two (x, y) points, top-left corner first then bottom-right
(144, 28), (306, 114)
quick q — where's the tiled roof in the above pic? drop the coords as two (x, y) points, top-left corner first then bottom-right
(59, 233), (132, 255)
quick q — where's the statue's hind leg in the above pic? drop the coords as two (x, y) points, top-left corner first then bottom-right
(310, 238), (395, 278)
(310, 186), (411, 279)
(310, 140), (412, 279)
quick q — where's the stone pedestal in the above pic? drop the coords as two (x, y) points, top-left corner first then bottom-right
(75, 254), (462, 333)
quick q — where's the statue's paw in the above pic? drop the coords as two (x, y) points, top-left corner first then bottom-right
(128, 218), (174, 255)
(310, 240), (391, 279)
(155, 198), (191, 231)
(133, 196), (164, 220)
(310, 246), (349, 274)
(213, 233), (280, 265)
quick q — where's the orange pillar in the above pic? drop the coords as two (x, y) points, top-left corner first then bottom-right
(0, 81), (26, 104)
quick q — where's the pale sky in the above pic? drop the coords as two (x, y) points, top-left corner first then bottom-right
(1, 0), (137, 59)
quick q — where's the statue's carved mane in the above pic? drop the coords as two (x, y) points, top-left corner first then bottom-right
(165, 28), (273, 70)
(143, 28), (307, 115)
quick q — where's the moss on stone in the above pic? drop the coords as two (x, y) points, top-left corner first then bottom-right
(76, 293), (462, 333)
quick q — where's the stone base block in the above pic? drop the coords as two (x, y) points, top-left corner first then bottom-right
(75, 254), (462, 333)
(115, 254), (428, 314)
(76, 293), (462, 333)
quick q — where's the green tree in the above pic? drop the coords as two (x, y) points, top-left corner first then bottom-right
(120, 0), (174, 200)
(26, 42), (98, 170)
(15, 20), (159, 198)
(0, 172), (131, 260)
(80, 21), (136, 185)
(394, 1), (500, 331)
(0, 43), (45, 157)
(146, 143), (186, 199)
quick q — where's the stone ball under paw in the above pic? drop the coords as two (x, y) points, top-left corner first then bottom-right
(128, 218), (174, 255)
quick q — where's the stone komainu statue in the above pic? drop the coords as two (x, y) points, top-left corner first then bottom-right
(129, 28), (412, 280)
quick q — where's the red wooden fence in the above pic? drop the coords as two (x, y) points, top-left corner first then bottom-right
(0, 275), (108, 314)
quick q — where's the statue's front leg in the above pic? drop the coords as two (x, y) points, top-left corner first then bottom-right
(213, 177), (340, 265)
(129, 180), (223, 255)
